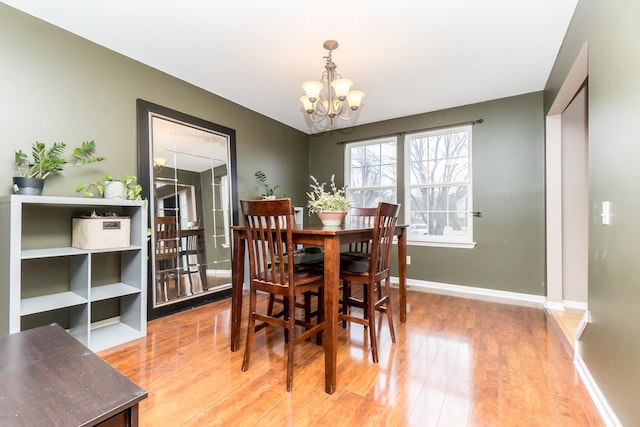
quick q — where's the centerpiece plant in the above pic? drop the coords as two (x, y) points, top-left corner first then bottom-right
(306, 174), (352, 225)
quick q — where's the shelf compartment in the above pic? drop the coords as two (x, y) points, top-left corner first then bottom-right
(91, 283), (141, 302)
(90, 321), (145, 352)
(21, 291), (87, 316)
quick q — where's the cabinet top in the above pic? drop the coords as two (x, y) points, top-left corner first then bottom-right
(0, 194), (146, 207)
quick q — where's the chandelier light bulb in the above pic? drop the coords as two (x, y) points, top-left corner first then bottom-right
(331, 79), (353, 101)
(300, 96), (314, 113)
(302, 81), (323, 103)
(347, 90), (365, 110)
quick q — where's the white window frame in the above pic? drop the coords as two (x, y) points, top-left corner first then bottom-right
(344, 136), (397, 208)
(404, 125), (475, 248)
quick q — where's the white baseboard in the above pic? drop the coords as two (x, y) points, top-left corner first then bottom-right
(574, 344), (623, 427)
(545, 300), (566, 311)
(543, 299), (588, 311)
(391, 277), (545, 308)
(564, 299), (588, 310)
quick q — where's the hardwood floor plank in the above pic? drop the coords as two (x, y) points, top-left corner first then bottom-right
(99, 290), (604, 426)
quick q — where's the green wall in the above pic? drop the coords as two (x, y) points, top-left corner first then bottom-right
(545, 1), (640, 425)
(0, 3), (310, 206)
(309, 92), (546, 295)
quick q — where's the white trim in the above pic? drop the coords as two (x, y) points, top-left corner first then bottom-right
(407, 240), (476, 249)
(563, 299), (588, 310)
(574, 345), (623, 427)
(391, 277), (545, 308)
(544, 300), (566, 311)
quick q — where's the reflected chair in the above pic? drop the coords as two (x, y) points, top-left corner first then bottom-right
(180, 228), (207, 293)
(155, 216), (181, 301)
(339, 201), (399, 363)
(241, 198), (326, 391)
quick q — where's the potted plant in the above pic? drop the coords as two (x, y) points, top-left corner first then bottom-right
(76, 175), (143, 200)
(255, 170), (280, 200)
(306, 174), (352, 225)
(14, 140), (104, 195)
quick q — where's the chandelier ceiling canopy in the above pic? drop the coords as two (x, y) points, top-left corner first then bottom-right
(299, 40), (365, 125)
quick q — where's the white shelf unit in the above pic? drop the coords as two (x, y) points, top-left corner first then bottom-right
(0, 195), (147, 352)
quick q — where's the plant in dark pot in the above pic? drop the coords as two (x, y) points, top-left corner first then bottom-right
(14, 140), (105, 195)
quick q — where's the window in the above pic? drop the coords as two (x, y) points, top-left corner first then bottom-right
(405, 125), (473, 246)
(345, 137), (397, 208)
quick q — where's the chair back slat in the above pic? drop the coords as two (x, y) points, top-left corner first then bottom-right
(370, 202), (400, 275)
(348, 207), (377, 254)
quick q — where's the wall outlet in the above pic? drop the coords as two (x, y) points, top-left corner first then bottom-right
(602, 201), (610, 225)
(406, 255), (411, 265)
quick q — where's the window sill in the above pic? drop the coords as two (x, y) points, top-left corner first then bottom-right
(407, 240), (476, 249)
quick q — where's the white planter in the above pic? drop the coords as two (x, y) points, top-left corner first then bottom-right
(104, 181), (125, 199)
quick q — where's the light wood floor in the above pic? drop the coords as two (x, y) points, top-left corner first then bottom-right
(548, 307), (586, 350)
(99, 290), (603, 426)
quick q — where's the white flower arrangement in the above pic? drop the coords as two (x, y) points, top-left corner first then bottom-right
(306, 174), (352, 214)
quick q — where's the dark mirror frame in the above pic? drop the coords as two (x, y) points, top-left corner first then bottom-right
(136, 99), (238, 320)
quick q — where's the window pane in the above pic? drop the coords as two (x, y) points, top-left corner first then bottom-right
(381, 164), (396, 186)
(363, 165), (381, 186)
(349, 189), (395, 208)
(351, 146), (365, 168)
(346, 138), (397, 207)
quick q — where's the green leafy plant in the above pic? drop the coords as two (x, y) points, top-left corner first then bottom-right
(255, 170), (280, 198)
(76, 175), (143, 200)
(14, 140), (105, 179)
(306, 174), (352, 214)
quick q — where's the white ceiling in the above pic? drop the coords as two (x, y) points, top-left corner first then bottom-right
(3, 0), (578, 135)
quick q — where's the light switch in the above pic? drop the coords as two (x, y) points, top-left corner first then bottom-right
(601, 201), (610, 225)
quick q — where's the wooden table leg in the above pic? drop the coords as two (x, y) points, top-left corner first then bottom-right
(323, 235), (339, 394)
(398, 227), (407, 323)
(231, 229), (245, 352)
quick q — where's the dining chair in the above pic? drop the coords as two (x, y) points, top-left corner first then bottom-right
(266, 206), (323, 338)
(339, 207), (377, 325)
(241, 198), (326, 391)
(154, 216), (181, 300)
(339, 201), (400, 363)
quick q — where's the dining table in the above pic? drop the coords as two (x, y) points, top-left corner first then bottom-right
(230, 222), (407, 394)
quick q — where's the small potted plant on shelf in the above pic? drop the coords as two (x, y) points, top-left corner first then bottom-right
(13, 140), (105, 195)
(76, 174), (143, 200)
(306, 174), (352, 226)
(255, 170), (280, 200)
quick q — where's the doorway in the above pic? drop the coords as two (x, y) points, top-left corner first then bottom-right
(545, 42), (589, 341)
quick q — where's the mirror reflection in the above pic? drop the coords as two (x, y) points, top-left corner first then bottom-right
(151, 116), (232, 307)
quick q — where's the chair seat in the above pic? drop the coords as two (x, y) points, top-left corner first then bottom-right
(340, 252), (370, 273)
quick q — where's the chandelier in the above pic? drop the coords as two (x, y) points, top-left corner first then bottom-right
(299, 40), (365, 124)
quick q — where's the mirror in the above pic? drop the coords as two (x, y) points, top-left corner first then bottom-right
(137, 100), (238, 320)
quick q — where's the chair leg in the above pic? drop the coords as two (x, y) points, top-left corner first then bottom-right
(316, 287), (324, 345)
(383, 277), (396, 343)
(286, 294), (296, 392)
(341, 281), (350, 328)
(367, 281), (379, 363)
(242, 289), (257, 372)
